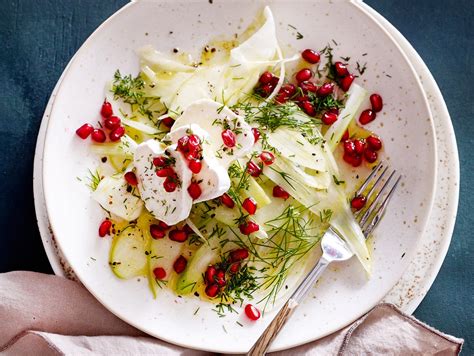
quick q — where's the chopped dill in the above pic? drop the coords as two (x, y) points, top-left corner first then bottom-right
(86, 169), (102, 191)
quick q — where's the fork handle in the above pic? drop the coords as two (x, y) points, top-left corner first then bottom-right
(247, 257), (330, 356)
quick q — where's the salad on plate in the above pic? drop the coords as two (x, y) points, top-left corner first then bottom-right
(75, 6), (385, 320)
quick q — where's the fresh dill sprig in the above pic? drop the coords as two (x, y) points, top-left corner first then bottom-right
(86, 169), (102, 191)
(112, 70), (145, 105)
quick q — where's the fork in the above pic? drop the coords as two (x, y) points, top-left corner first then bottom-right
(248, 162), (401, 356)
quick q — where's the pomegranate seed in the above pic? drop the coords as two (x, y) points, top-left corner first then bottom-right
(161, 116), (175, 128)
(156, 167), (174, 178)
(230, 248), (249, 262)
(100, 100), (113, 118)
(366, 135), (382, 151)
(229, 262), (241, 274)
(301, 49), (320, 64)
(354, 139), (366, 155)
(340, 74), (355, 92)
(252, 128), (261, 143)
(124, 171), (138, 186)
(150, 224), (166, 239)
(187, 134), (201, 149)
(259, 71), (273, 84)
(221, 129), (237, 148)
(259, 151), (275, 165)
(169, 229), (188, 242)
(359, 109), (376, 125)
(351, 195), (366, 210)
(364, 149), (378, 163)
(220, 193), (235, 208)
(76, 123), (94, 139)
(163, 178), (177, 192)
(247, 161), (262, 177)
(275, 92), (289, 104)
(343, 140), (357, 156)
(341, 130), (349, 142)
(242, 197), (257, 215)
(270, 76), (280, 86)
(104, 115), (121, 130)
(158, 221), (170, 230)
(187, 182), (202, 200)
(173, 255), (187, 274)
(259, 83), (274, 97)
(239, 221), (259, 235)
(296, 68), (312, 83)
(343, 153), (362, 167)
(317, 83), (334, 97)
(296, 94), (309, 103)
(91, 129), (106, 143)
(244, 304), (261, 321)
(299, 81), (318, 93)
(301, 101), (316, 116)
(177, 135), (190, 152)
(328, 107), (340, 115)
(98, 219), (112, 237)
(205, 284), (219, 298)
(153, 156), (166, 167)
(334, 62), (349, 77)
(153, 267), (166, 280)
(370, 94), (383, 112)
(188, 159), (202, 174)
(109, 126), (125, 142)
(205, 266), (217, 284)
(216, 270), (226, 286)
(281, 83), (297, 96)
(321, 112), (338, 125)
(273, 185), (290, 199)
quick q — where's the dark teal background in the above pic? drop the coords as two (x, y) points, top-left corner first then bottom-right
(1, 0), (472, 353)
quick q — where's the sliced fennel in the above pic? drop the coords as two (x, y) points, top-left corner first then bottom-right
(121, 117), (160, 135)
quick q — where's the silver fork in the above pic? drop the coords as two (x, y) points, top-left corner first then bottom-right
(248, 162), (401, 356)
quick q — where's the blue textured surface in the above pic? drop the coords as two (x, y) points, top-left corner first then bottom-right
(0, 0), (472, 353)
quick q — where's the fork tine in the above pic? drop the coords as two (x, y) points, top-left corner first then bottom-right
(362, 174), (402, 237)
(355, 161), (384, 197)
(354, 165), (390, 219)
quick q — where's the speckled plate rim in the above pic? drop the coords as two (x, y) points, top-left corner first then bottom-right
(33, 0), (459, 347)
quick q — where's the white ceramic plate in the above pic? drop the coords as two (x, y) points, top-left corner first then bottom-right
(41, 1), (438, 353)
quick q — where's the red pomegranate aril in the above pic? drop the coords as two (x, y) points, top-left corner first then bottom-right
(239, 221), (259, 235)
(299, 81), (318, 93)
(364, 149), (378, 163)
(161, 116), (175, 128)
(247, 161), (262, 177)
(177, 135), (190, 152)
(109, 126), (125, 142)
(317, 83), (334, 97)
(322, 112), (338, 125)
(259, 83), (273, 97)
(173, 255), (187, 274)
(270, 76), (280, 86)
(351, 195), (367, 211)
(229, 262), (241, 274)
(275, 92), (289, 104)
(354, 139), (366, 155)
(163, 178), (177, 192)
(221, 129), (237, 148)
(156, 167), (174, 178)
(273, 185), (290, 200)
(169, 229), (188, 242)
(359, 109), (376, 125)
(343, 140), (357, 156)
(153, 267), (166, 280)
(124, 171), (138, 186)
(340, 74), (355, 92)
(187, 134), (201, 149)
(220, 193), (235, 208)
(301, 101), (316, 117)
(150, 224), (166, 239)
(205, 266), (217, 284)
(341, 130), (350, 142)
(281, 83), (297, 96)
(296, 94), (309, 103)
(244, 304), (261, 321)
(76, 123), (94, 139)
(98, 219), (112, 237)
(104, 115), (121, 130)
(334, 62), (349, 77)
(259, 151), (275, 166)
(343, 153), (362, 167)
(205, 284), (219, 298)
(370, 94), (383, 112)
(153, 156), (166, 167)
(188, 159), (202, 174)
(187, 182), (202, 200)
(295, 68), (312, 83)
(301, 49), (320, 64)
(242, 197), (257, 215)
(366, 135), (382, 151)
(158, 221), (170, 230)
(259, 71), (274, 85)
(100, 100), (113, 118)
(91, 128), (106, 143)
(252, 128), (261, 143)
(230, 248), (249, 262)
(216, 270), (226, 287)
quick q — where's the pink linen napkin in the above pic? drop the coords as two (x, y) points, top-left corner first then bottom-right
(0, 271), (463, 355)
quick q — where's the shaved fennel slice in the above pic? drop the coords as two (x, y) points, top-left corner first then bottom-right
(324, 83), (367, 151)
(137, 45), (195, 72)
(121, 117), (159, 135)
